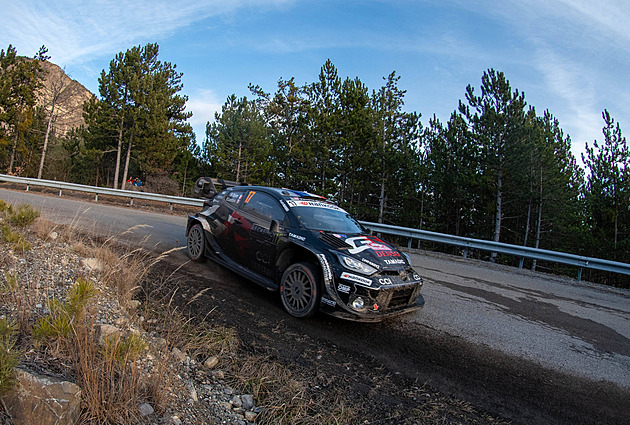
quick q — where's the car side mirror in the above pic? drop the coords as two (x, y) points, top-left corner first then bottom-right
(270, 219), (279, 233)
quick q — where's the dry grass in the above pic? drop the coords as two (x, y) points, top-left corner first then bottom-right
(228, 355), (357, 425)
(73, 321), (145, 424)
(0, 201), (185, 423)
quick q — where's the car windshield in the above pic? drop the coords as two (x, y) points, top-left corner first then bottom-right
(288, 200), (364, 233)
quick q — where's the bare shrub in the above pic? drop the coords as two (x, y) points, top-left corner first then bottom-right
(1, 272), (38, 335)
(144, 173), (180, 196)
(31, 217), (60, 240)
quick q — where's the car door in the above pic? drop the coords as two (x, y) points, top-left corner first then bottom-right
(214, 188), (250, 264)
(237, 190), (287, 280)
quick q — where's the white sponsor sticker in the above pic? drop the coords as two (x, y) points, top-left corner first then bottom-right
(321, 297), (336, 307)
(337, 283), (351, 294)
(286, 200), (346, 212)
(341, 272), (373, 286)
(384, 258), (406, 265)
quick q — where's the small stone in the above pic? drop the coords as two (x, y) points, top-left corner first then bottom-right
(230, 395), (242, 408)
(166, 416), (182, 425)
(98, 324), (120, 343)
(245, 411), (258, 422)
(204, 355), (219, 369)
(128, 299), (141, 310)
(220, 401), (233, 410)
(186, 380), (198, 403)
(139, 402), (154, 417)
(48, 231), (58, 240)
(172, 347), (187, 362)
(81, 258), (103, 272)
(241, 394), (255, 410)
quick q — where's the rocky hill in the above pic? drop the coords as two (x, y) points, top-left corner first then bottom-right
(36, 60), (94, 135)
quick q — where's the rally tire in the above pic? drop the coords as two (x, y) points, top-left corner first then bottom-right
(187, 223), (207, 262)
(280, 262), (321, 318)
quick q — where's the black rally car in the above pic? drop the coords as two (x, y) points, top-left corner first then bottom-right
(186, 178), (424, 321)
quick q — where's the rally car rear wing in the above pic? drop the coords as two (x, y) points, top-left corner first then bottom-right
(194, 177), (246, 199)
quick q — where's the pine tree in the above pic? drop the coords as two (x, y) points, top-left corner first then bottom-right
(583, 110), (630, 269)
(85, 43), (192, 188)
(459, 69), (527, 259)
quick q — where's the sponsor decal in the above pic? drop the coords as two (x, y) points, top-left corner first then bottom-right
(317, 253), (333, 284)
(337, 283), (351, 294)
(251, 223), (280, 244)
(286, 200), (346, 212)
(378, 277), (393, 286)
(345, 236), (392, 255)
(279, 200), (290, 211)
(289, 232), (306, 242)
(375, 250), (401, 258)
(361, 258), (380, 269)
(321, 297), (336, 307)
(341, 272), (373, 286)
(413, 274), (422, 282)
(256, 250), (270, 265)
(384, 258), (406, 265)
(244, 191), (256, 203)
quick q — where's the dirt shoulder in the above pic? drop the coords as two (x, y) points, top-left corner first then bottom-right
(161, 256), (630, 425)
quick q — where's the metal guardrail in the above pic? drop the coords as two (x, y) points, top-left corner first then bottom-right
(360, 221), (630, 281)
(2, 174), (629, 281)
(0, 174), (204, 210)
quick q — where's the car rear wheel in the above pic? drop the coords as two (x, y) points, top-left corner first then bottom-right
(280, 262), (321, 318)
(187, 223), (206, 262)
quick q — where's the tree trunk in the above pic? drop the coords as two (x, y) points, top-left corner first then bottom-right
(121, 134), (133, 191)
(490, 168), (503, 263)
(113, 116), (124, 189)
(378, 177), (386, 223)
(236, 140), (242, 182)
(532, 167), (544, 271)
(8, 131), (18, 174)
(38, 101), (56, 179)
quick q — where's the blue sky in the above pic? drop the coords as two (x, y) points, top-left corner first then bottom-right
(2, 0), (629, 167)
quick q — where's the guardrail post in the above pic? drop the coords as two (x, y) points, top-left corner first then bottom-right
(407, 238), (412, 248)
(169, 203), (173, 212)
(519, 258), (525, 269)
(577, 267), (583, 282)
(26, 184), (29, 191)
(462, 247), (468, 259)
(130, 198), (134, 206)
(95, 193), (98, 202)
(58, 189), (62, 197)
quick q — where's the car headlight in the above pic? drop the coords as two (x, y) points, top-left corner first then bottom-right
(339, 255), (377, 276)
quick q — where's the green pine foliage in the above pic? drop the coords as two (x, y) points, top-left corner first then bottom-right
(32, 278), (97, 345)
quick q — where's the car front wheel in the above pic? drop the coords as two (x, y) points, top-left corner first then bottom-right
(280, 262), (321, 318)
(187, 223), (206, 262)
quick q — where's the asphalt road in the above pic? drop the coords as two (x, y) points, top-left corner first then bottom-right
(2, 186), (629, 392)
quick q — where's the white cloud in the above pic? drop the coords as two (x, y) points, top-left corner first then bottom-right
(185, 88), (223, 140)
(532, 48), (601, 160)
(1, 0), (293, 65)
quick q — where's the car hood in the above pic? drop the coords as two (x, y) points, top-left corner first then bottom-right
(317, 232), (410, 271)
